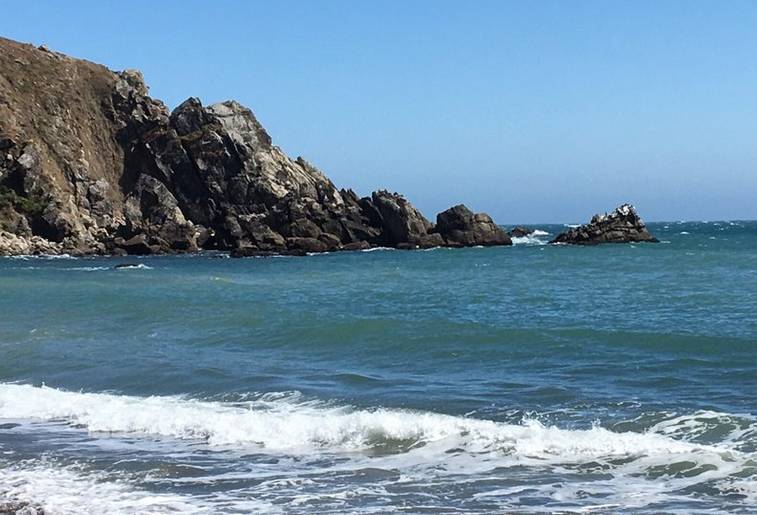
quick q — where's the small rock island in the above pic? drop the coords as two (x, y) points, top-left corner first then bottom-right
(551, 204), (659, 245)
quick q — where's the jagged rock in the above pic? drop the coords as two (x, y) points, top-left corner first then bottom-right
(508, 226), (534, 238)
(0, 36), (511, 257)
(435, 205), (512, 247)
(550, 204), (658, 245)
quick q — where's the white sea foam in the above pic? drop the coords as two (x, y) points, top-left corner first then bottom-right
(531, 229), (549, 236)
(4, 254), (76, 260)
(1, 384), (755, 512)
(0, 384), (749, 460)
(511, 235), (548, 246)
(360, 246), (395, 252)
(0, 463), (274, 514)
(114, 263), (153, 270)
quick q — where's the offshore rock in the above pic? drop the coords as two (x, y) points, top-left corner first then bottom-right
(435, 205), (512, 247)
(508, 226), (534, 238)
(550, 204), (658, 245)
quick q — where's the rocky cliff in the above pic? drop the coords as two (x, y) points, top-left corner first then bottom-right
(0, 37), (510, 256)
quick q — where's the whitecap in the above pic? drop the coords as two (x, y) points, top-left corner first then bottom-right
(0, 384), (747, 459)
(361, 247), (395, 252)
(1, 384), (755, 512)
(511, 235), (548, 246)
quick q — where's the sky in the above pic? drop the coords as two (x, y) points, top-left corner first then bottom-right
(2, 0), (756, 223)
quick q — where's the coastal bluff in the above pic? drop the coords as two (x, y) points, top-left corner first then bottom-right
(0, 37), (510, 256)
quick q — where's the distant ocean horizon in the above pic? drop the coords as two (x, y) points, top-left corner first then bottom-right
(1, 220), (756, 513)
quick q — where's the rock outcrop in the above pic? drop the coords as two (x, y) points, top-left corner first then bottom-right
(0, 37), (508, 256)
(508, 226), (534, 238)
(550, 204), (658, 245)
(435, 205), (511, 247)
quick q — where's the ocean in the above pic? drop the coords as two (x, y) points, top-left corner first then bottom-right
(0, 221), (755, 513)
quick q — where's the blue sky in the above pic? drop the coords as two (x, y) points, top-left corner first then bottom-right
(3, 1), (756, 222)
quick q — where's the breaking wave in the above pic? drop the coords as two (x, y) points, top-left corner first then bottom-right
(1, 384), (755, 512)
(0, 384), (752, 459)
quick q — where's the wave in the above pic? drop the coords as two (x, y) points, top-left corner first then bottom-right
(1, 384), (755, 512)
(531, 229), (549, 236)
(114, 263), (153, 270)
(0, 384), (751, 459)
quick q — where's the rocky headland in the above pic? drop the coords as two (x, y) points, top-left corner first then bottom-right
(551, 204), (659, 245)
(0, 37), (512, 257)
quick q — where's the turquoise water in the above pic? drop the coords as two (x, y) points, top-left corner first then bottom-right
(0, 221), (755, 513)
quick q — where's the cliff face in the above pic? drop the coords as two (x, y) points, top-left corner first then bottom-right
(0, 37), (510, 255)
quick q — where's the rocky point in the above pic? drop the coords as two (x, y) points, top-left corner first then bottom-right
(0, 37), (511, 257)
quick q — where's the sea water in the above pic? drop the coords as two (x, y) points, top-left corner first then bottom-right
(0, 221), (755, 513)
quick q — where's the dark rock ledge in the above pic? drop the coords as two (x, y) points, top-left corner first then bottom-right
(551, 204), (658, 245)
(0, 37), (510, 257)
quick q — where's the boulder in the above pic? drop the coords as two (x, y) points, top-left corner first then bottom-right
(286, 237), (328, 253)
(508, 226), (534, 238)
(342, 241), (371, 251)
(370, 190), (433, 245)
(120, 233), (152, 255)
(550, 204), (658, 245)
(435, 205), (512, 247)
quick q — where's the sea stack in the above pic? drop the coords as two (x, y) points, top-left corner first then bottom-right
(551, 204), (658, 245)
(0, 37), (507, 257)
